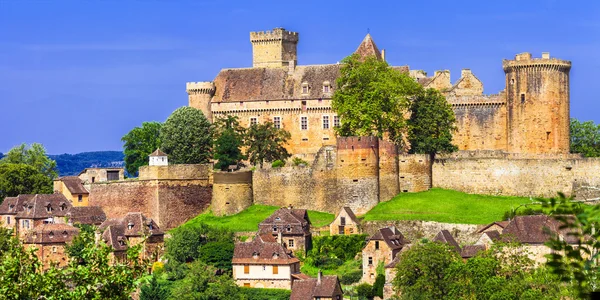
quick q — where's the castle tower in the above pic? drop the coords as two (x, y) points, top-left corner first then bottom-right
(503, 52), (571, 154)
(250, 27), (298, 68)
(186, 82), (215, 122)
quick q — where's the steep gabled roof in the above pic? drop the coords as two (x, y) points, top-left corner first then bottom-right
(501, 215), (578, 244)
(369, 227), (410, 250)
(354, 34), (382, 60)
(461, 245), (485, 258)
(0, 194), (34, 215)
(24, 223), (79, 244)
(433, 230), (461, 253)
(477, 221), (510, 233)
(232, 234), (299, 265)
(337, 207), (359, 224)
(58, 176), (89, 194)
(149, 149), (167, 157)
(290, 275), (342, 300)
(99, 212), (163, 237)
(15, 194), (71, 219)
(259, 207), (311, 235)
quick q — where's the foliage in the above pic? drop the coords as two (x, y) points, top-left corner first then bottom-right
(122, 121), (162, 176)
(307, 234), (368, 263)
(197, 241), (235, 271)
(238, 287), (291, 300)
(356, 283), (374, 300)
(339, 268), (363, 285)
(570, 118), (600, 157)
(141, 275), (170, 300)
(292, 157), (309, 166)
(407, 88), (457, 156)
(213, 116), (246, 171)
(363, 188), (538, 224)
(1, 143), (58, 179)
(168, 261), (241, 300)
(65, 223), (96, 264)
(160, 107), (213, 164)
(373, 274), (385, 298)
(332, 54), (421, 146)
(301, 258), (362, 284)
(245, 121), (291, 168)
(165, 223), (234, 266)
(0, 163), (53, 200)
(542, 193), (600, 298)
(49, 151), (124, 176)
(271, 159), (285, 168)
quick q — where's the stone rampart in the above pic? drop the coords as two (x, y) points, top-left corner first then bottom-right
(212, 171), (253, 216)
(139, 164), (211, 181)
(398, 154), (431, 193)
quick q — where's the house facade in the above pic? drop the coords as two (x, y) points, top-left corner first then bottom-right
(100, 212), (164, 262)
(0, 194), (35, 232)
(54, 176), (89, 207)
(14, 194), (73, 237)
(258, 207), (312, 252)
(329, 207), (360, 235)
(362, 227), (410, 284)
(23, 223), (80, 270)
(290, 271), (343, 300)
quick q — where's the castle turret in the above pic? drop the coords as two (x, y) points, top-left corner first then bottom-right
(186, 81), (215, 122)
(250, 27), (298, 68)
(503, 52), (571, 154)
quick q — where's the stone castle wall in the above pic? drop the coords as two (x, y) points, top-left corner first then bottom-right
(212, 171), (253, 216)
(398, 154), (431, 193)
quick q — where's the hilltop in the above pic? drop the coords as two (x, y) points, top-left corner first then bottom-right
(49, 151), (124, 176)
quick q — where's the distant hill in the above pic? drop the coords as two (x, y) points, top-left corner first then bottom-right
(49, 151), (124, 176)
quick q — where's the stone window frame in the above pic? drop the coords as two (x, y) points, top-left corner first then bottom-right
(78, 195), (83, 202)
(323, 81), (331, 94)
(300, 116), (308, 130)
(249, 117), (258, 126)
(301, 82), (309, 95)
(333, 115), (340, 128)
(273, 116), (282, 129)
(368, 256), (373, 266)
(288, 239), (294, 248)
(322, 115), (330, 130)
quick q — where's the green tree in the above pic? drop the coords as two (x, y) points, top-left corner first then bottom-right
(408, 88), (458, 157)
(197, 241), (235, 271)
(570, 118), (600, 157)
(332, 54), (421, 145)
(141, 275), (170, 300)
(122, 121), (162, 176)
(245, 122), (291, 168)
(166, 224), (234, 265)
(169, 261), (241, 300)
(65, 224), (96, 264)
(213, 116), (246, 171)
(1, 143), (58, 178)
(0, 163), (53, 200)
(160, 107), (213, 164)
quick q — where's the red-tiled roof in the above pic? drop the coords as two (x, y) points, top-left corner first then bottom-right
(354, 34), (382, 60)
(100, 212), (164, 251)
(290, 274), (342, 300)
(461, 245), (486, 258)
(15, 194), (71, 219)
(369, 227), (410, 250)
(233, 234), (299, 265)
(259, 208), (311, 236)
(502, 215), (578, 244)
(149, 149), (167, 157)
(23, 223), (79, 244)
(57, 176), (88, 194)
(67, 206), (106, 225)
(477, 221), (510, 233)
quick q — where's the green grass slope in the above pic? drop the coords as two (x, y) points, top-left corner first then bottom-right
(174, 205), (335, 233)
(362, 188), (537, 224)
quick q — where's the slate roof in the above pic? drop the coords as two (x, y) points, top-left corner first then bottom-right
(290, 274), (342, 300)
(232, 234), (299, 265)
(259, 207), (311, 236)
(67, 206), (106, 225)
(0, 194), (35, 215)
(149, 149), (167, 157)
(482, 230), (501, 242)
(477, 221), (510, 233)
(369, 227), (410, 250)
(433, 230), (461, 253)
(58, 176), (88, 194)
(461, 245), (486, 258)
(23, 223), (79, 244)
(501, 215), (578, 244)
(354, 34), (382, 60)
(15, 194), (72, 219)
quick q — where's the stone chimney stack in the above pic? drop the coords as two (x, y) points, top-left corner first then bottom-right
(277, 232), (282, 245)
(318, 270), (322, 284)
(381, 49), (386, 61)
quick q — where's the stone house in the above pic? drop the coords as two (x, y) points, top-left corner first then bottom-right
(433, 230), (461, 253)
(78, 167), (124, 184)
(477, 221), (510, 234)
(290, 271), (343, 300)
(460, 245), (486, 259)
(23, 223), (80, 270)
(100, 212), (164, 262)
(0, 194), (35, 233)
(14, 194), (73, 237)
(232, 233), (302, 289)
(329, 207), (360, 235)
(53, 176), (89, 207)
(258, 207), (312, 252)
(362, 227), (410, 284)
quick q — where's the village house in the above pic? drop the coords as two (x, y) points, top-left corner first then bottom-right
(23, 223), (80, 270)
(477, 221), (510, 234)
(362, 227), (410, 284)
(0, 194), (35, 232)
(232, 233), (303, 289)
(433, 230), (461, 253)
(460, 245), (486, 259)
(258, 207), (312, 252)
(53, 176), (89, 207)
(100, 212), (164, 262)
(78, 167), (124, 184)
(329, 207), (360, 235)
(14, 194), (73, 237)
(290, 271), (343, 300)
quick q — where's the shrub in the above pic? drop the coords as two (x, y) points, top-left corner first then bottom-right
(271, 159), (285, 168)
(238, 287), (291, 300)
(373, 274), (385, 298)
(356, 283), (374, 299)
(292, 157), (309, 166)
(151, 261), (164, 274)
(340, 269), (363, 285)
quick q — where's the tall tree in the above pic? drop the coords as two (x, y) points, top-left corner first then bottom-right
(1, 143), (58, 178)
(570, 118), (600, 157)
(140, 275), (170, 300)
(160, 107), (213, 164)
(213, 116), (246, 171)
(245, 122), (291, 168)
(332, 54), (421, 145)
(0, 163), (53, 200)
(122, 121), (163, 176)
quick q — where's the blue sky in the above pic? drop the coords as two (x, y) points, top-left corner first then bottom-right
(0, 0), (598, 154)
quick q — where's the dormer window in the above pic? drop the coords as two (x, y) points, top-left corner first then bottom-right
(252, 251), (259, 259)
(272, 252), (279, 259)
(275, 217), (281, 221)
(301, 82), (309, 94)
(272, 225), (277, 232)
(60, 204), (67, 211)
(48, 232), (54, 239)
(323, 81), (331, 93)
(62, 231), (68, 238)
(148, 223), (153, 230)
(118, 239), (126, 246)
(8, 205), (14, 211)
(128, 222), (134, 230)
(286, 225), (291, 232)
(46, 205), (52, 213)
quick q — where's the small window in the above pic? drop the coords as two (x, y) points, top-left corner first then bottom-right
(49, 232), (54, 239)
(339, 226), (344, 234)
(368, 257), (373, 265)
(46, 205), (52, 213)
(333, 116), (340, 128)
(375, 241), (380, 250)
(250, 117), (258, 126)
(6, 216), (10, 225)
(286, 225), (291, 232)
(91, 177), (95, 183)
(243, 283), (250, 287)
(78, 195), (83, 202)
(521, 93), (525, 104)
(273, 116), (281, 129)
(288, 239), (294, 248)
(340, 217), (346, 226)
(300, 117), (308, 130)
(128, 222), (134, 230)
(301, 83), (309, 94)
(322, 115), (330, 129)
(302, 138), (309, 142)
(52, 246), (57, 253)
(23, 220), (30, 229)
(323, 85), (330, 93)
(273, 265), (279, 274)
(244, 265), (249, 274)
(272, 225), (277, 232)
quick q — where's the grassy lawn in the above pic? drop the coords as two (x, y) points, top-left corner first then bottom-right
(362, 188), (539, 224)
(174, 205), (334, 233)
(300, 258), (362, 279)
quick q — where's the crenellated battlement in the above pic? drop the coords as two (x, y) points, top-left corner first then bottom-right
(503, 52), (571, 72)
(250, 27), (299, 43)
(337, 136), (379, 150)
(186, 82), (215, 95)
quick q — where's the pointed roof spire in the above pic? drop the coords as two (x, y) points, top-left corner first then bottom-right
(354, 33), (382, 60)
(149, 148), (167, 157)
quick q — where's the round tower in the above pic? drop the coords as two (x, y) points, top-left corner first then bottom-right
(503, 52), (571, 154)
(186, 81), (215, 122)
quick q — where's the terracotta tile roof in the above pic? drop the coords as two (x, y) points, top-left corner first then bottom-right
(23, 223), (79, 244)
(100, 212), (164, 238)
(461, 245), (485, 258)
(0, 194), (34, 215)
(212, 64), (341, 103)
(102, 224), (128, 251)
(502, 215), (578, 244)
(67, 206), (106, 225)
(149, 149), (167, 157)
(58, 176), (89, 194)
(477, 221), (510, 233)
(354, 34), (382, 60)
(15, 194), (71, 220)
(259, 208), (311, 236)
(290, 274), (342, 300)
(433, 230), (461, 253)
(369, 227), (410, 250)
(233, 234), (299, 265)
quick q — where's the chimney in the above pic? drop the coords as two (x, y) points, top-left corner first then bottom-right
(461, 69), (472, 78)
(381, 49), (386, 61)
(288, 60), (296, 74)
(542, 52), (550, 59)
(288, 204), (293, 210)
(277, 232), (282, 245)
(318, 269), (322, 284)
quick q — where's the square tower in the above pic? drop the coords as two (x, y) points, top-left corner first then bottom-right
(250, 28), (298, 68)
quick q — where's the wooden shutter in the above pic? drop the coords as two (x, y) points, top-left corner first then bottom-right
(273, 265), (278, 274)
(244, 265), (249, 274)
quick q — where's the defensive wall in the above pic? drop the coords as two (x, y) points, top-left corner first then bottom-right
(212, 171), (253, 216)
(88, 164), (212, 230)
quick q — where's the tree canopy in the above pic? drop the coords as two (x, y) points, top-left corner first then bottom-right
(160, 107), (213, 164)
(0, 163), (53, 201)
(1, 143), (58, 179)
(213, 116), (246, 171)
(570, 118), (600, 157)
(332, 54), (421, 146)
(245, 121), (291, 168)
(122, 121), (162, 176)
